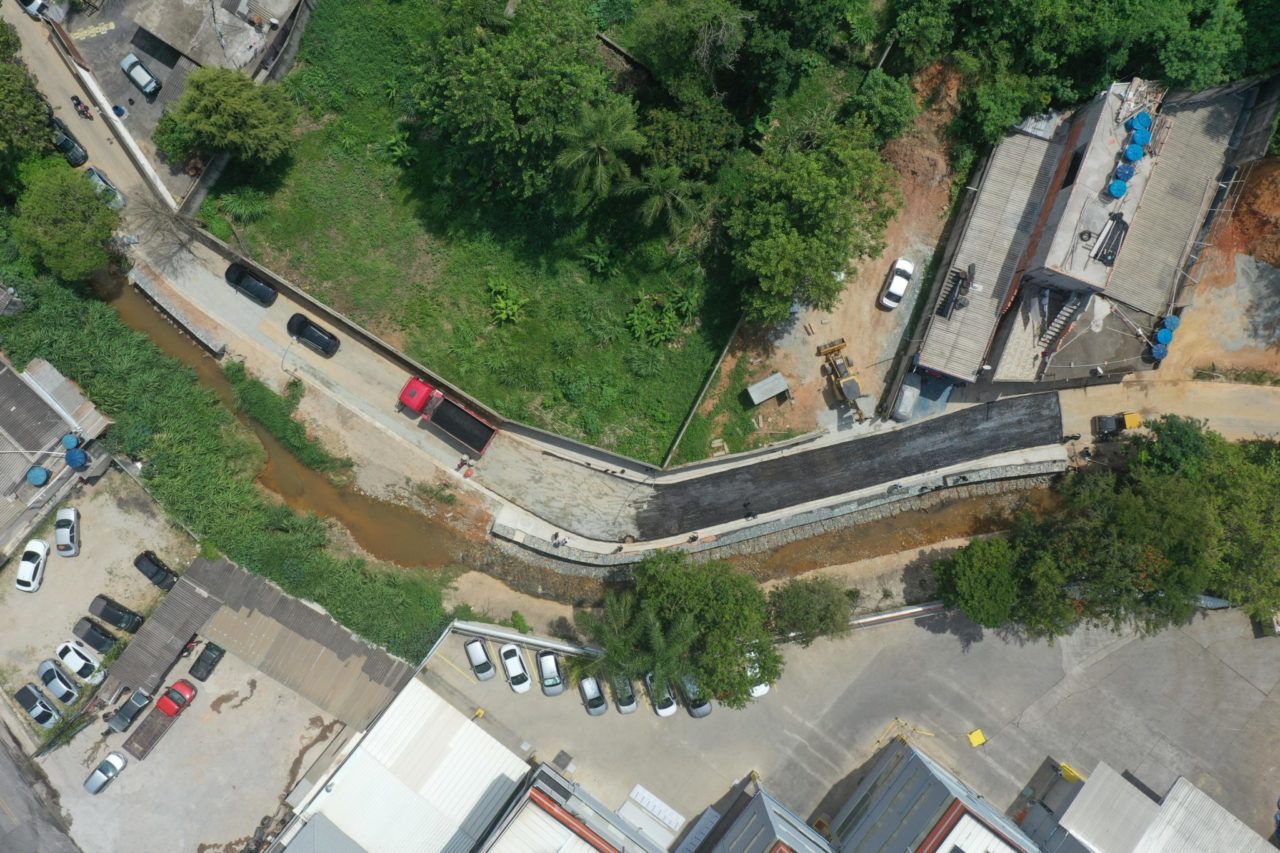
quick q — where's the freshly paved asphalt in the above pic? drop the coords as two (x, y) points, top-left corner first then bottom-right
(636, 393), (1063, 538)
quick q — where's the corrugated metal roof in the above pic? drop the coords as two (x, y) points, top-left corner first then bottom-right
(104, 578), (222, 694)
(746, 372), (789, 405)
(709, 789), (832, 853)
(21, 358), (111, 440)
(488, 805), (597, 853)
(1059, 762), (1160, 852)
(1105, 93), (1242, 315)
(187, 557), (414, 728)
(299, 677), (530, 853)
(918, 131), (1062, 381)
(1133, 778), (1273, 853)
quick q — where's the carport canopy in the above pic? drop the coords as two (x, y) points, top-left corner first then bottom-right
(746, 372), (790, 405)
(103, 578), (220, 695)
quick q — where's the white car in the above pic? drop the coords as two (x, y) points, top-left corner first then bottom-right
(880, 257), (915, 309)
(15, 539), (49, 592)
(56, 640), (104, 685)
(746, 652), (770, 699)
(54, 507), (80, 556)
(83, 752), (127, 795)
(20, 0), (46, 18)
(498, 644), (531, 694)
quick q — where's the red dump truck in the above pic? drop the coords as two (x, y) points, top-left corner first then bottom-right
(398, 377), (497, 456)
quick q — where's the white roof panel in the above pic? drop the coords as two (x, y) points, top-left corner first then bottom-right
(1133, 778), (1273, 853)
(1059, 762), (1160, 853)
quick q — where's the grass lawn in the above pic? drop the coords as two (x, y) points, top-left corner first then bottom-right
(201, 0), (737, 464)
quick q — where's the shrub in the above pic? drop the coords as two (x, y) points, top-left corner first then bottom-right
(768, 576), (852, 646)
(224, 361), (351, 473)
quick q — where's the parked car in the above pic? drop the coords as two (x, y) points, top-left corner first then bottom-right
(56, 640), (104, 685)
(879, 257), (915, 310)
(83, 752), (127, 794)
(20, 0), (46, 19)
(610, 673), (637, 714)
(15, 684), (60, 729)
(85, 167), (125, 210)
(54, 506), (80, 556)
(188, 642), (225, 682)
(89, 595), (144, 633)
(134, 550), (177, 590)
(106, 689), (151, 733)
(286, 313), (340, 357)
(536, 650), (565, 696)
(50, 118), (87, 167)
(120, 52), (160, 96)
(677, 675), (713, 718)
(578, 675), (607, 716)
(498, 643), (531, 694)
(14, 539), (50, 592)
(463, 638), (495, 681)
(224, 263), (277, 307)
(37, 659), (79, 705)
(746, 651), (770, 699)
(156, 679), (196, 717)
(644, 672), (677, 718)
(73, 617), (116, 654)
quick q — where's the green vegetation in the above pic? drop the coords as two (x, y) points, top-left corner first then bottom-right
(767, 576), (853, 646)
(154, 68), (297, 164)
(11, 158), (119, 281)
(937, 417), (1280, 638)
(0, 24), (55, 198)
(1194, 364), (1280, 387)
(0, 231), (450, 659)
(577, 551), (782, 708)
(223, 361), (351, 473)
(672, 357), (801, 464)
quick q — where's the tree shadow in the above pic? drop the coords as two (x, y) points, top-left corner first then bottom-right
(915, 609), (985, 650)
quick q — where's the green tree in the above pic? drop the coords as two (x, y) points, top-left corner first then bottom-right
(625, 0), (750, 96)
(848, 69), (918, 144)
(555, 99), (646, 202)
(767, 576), (852, 646)
(0, 20), (21, 61)
(12, 159), (119, 280)
(0, 62), (50, 194)
(631, 551), (782, 708)
(935, 537), (1018, 628)
(641, 91), (743, 178)
(418, 0), (612, 201)
(155, 68), (296, 163)
(723, 123), (897, 322)
(620, 165), (703, 237)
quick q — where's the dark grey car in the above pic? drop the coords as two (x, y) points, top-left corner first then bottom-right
(134, 550), (177, 590)
(50, 118), (87, 167)
(287, 313), (340, 357)
(89, 595), (144, 633)
(106, 689), (151, 733)
(188, 642), (225, 682)
(225, 263), (277, 307)
(73, 617), (116, 654)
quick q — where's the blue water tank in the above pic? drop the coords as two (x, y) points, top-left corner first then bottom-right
(65, 448), (88, 469)
(1155, 327), (1173, 344)
(1131, 128), (1151, 146)
(1125, 111), (1153, 131)
(1151, 343), (1169, 360)
(61, 433), (79, 450)
(26, 466), (49, 486)
(1107, 180), (1128, 198)
(1162, 315), (1181, 330)
(1115, 164), (1135, 181)
(1124, 144), (1145, 162)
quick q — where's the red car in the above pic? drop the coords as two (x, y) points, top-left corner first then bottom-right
(156, 679), (196, 717)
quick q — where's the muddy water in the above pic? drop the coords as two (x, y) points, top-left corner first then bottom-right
(102, 276), (465, 569)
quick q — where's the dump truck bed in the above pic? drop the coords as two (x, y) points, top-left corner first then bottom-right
(122, 707), (178, 760)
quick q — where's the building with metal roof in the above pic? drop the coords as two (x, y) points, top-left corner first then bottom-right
(912, 75), (1278, 389)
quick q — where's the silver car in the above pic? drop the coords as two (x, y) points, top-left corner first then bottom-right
(37, 659), (78, 705)
(120, 52), (160, 96)
(85, 167), (125, 210)
(54, 507), (80, 556)
(578, 676), (607, 716)
(83, 752), (127, 794)
(15, 684), (60, 729)
(536, 650), (565, 696)
(464, 638), (495, 681)
(610, 673), (638, 714)
(677, 675), (712, 719)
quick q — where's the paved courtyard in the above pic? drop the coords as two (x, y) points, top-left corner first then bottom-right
(428, 609), (1280, 840)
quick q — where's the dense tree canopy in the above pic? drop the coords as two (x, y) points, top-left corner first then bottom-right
(0, 47), (50, 197)
(12, 159), (119, 280)
(578, 551), (783, 709)
(938, 417), (1280, 638)
(154, 68), (296, 163)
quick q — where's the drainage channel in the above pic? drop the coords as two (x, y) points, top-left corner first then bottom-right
(99, 272), (467, 570)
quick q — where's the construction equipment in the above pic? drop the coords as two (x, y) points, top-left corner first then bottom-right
(817, 338), (869, 421)
(1091, 411), (1142, 439)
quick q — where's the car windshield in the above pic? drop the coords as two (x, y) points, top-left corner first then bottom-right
(22, 550), (40, 562)
(613, 679), (634, 699)
(55, 519), (71, 529)
(511, 672), (528, 685)
(164, 687), (186, 706)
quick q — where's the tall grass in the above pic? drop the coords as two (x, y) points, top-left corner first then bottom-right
(0, 236), (450, 659)
(224, 360), (350, 473)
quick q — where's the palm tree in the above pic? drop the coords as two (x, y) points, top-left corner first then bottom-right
(554, 99), (646, 202)
(573, 592), (644, 679)
(637, 608), (697, 686)
(620, 165), (704, 238)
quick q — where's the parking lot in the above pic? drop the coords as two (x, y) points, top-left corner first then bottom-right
(0, 469), (192, 746)
(427, 609), (1280, 839)
(0, 469), (341, 852)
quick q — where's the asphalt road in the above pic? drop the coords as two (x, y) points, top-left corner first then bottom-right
(0, 730), (79, 853)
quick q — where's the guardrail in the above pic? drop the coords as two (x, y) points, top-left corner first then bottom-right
(450, 620), (603, 658)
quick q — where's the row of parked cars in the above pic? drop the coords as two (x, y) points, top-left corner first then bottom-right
(224, 263), (343, 357)
(463, 638), (717, 719)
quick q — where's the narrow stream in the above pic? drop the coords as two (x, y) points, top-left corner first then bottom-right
(101, 276), (466, 570)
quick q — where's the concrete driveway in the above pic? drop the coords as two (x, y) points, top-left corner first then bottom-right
(427, 610), (1280, 840)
